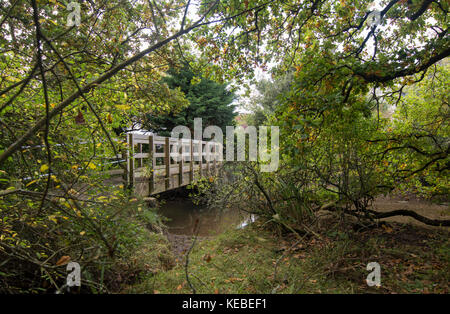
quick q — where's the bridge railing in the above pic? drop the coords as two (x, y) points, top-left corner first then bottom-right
(126, 133), (222, 195)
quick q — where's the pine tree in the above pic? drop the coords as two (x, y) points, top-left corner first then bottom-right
(144, 66), (237, 136)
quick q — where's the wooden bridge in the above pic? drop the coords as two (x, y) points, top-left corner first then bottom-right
(120, 133), (222, 196)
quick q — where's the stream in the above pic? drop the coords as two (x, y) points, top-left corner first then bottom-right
(158, 199), (255, 236)
(157, 198), (257, 259)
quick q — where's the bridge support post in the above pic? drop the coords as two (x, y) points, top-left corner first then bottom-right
(213, 143), (217, 175)
(148, 135), (155, 195)
(178, 139), (184, 187)
(189, 139), (194, 183)
(165, 137), (170, 190)
(198, 141), (203, 178)
(206, 142), (210, 176)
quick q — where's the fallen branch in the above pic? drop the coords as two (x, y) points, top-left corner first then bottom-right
(321, 204), (450, 227)
(367, 208), (450, 227)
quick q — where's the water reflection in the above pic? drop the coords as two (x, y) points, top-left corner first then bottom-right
(237, 214), (257, 229)
(158, 199), (250, 236)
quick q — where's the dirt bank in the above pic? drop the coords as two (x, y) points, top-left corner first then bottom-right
(165, 232), (212, 262)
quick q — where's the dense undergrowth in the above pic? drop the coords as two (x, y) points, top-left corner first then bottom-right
(0, 194), (173, 293)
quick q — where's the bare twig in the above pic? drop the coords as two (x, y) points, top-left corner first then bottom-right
(185, 218), (200, 294)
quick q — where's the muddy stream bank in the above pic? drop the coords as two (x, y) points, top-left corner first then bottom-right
(157, 198), (254, 260)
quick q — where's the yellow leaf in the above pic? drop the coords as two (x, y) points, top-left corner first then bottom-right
(115, 104), (131, 110)
(6, 76), (21, 83)
(26, 179), (38, 187)
(80, 231), (86, 236)
(40, 164), (49, 172)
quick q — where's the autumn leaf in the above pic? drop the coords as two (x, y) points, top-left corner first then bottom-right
(56, 255), (71, 266)
(225, 277), (244, 284)
(75, 110), (85, 124)
(203, 254), (212, 263)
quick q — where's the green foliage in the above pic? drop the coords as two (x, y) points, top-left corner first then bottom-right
(0, 0), (186, 293)
(382, 64), (449, 198)
(194, 0), (449, 87)
(0, 186), (167, 293)
(206, 60), (448, 231)
(143, 65), (237, 136)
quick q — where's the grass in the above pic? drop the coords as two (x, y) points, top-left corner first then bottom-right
(125, 221), (449, 294)
(106, 231), (175, 292)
